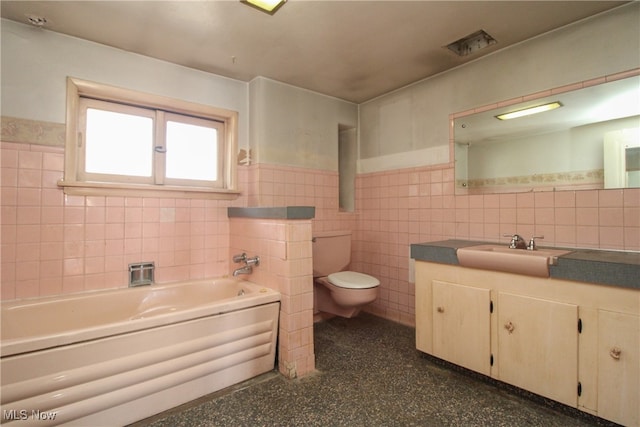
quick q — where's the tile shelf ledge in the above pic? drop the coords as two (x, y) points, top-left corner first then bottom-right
(227, 206), (315, 220)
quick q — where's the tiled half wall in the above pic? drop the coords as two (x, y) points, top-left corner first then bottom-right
(355, 165), (639, 326)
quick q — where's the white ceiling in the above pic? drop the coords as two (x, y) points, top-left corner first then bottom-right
(0, 1), (628, 103)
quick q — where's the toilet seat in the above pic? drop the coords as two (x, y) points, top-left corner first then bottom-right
(327, 271), (380, 289)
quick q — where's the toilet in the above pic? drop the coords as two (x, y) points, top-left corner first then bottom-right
(312, 230), (380, 319)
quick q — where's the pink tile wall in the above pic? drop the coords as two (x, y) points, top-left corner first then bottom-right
(245, 163), (357, 232)
(3, 132), (639, 333)
(1, 141), (243, 300)
(353, 164), (640, 326)
(229, 217), (315, 378)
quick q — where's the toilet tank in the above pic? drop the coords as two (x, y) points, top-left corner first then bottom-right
(312, 230), (351, 277)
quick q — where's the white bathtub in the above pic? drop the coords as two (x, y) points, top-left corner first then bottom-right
(1, 278), (280, 426)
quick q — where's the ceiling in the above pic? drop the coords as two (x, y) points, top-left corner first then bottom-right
(0, 1), (629, 103)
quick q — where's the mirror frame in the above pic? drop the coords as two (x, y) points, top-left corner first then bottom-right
(450, 68), (640, 195)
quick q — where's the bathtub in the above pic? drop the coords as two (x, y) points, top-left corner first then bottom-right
(1, 278), (280, 426)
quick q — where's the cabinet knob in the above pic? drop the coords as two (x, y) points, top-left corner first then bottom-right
(609, 346), (622, 360)
(504, 321), (515, 334)
(436, 306), (445, 313)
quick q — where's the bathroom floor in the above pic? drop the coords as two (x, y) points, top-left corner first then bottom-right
(133, 313), (613, 427)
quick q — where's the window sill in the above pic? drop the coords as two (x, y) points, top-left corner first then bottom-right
(57, 180), (241, 200)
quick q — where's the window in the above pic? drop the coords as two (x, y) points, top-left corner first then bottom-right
(60, 78), (239, 199)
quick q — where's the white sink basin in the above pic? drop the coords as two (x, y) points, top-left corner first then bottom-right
(456, 244), (573, 277)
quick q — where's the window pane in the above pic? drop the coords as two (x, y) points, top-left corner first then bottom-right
(85, 108), (153, 177)
(166, 121), (218, 181)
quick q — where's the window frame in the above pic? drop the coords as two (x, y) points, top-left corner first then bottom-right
(60, 77), (239, 199)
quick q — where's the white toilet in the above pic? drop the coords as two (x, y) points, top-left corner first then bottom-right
(312, 230), (380, 318)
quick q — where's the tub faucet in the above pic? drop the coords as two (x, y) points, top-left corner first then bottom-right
(232, 255), (259, 276)
(233, 265), (253, 276)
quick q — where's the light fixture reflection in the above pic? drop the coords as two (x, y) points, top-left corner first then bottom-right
(496, 102), (562, 120)
(241, 0), (287, 14)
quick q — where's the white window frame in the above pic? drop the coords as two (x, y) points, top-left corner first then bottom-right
(59, 77), (239, 199)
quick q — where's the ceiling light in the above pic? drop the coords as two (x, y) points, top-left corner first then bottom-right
(495, 102), (563, 120)
(241, 0), (286, 15)
(447, 30), (496, 56)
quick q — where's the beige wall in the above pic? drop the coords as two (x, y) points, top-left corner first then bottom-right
(0, 19), (250, 150)
(359, 3), (640, 172)
(248, 77), (357, 171)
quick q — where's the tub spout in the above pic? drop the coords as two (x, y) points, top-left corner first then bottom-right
(233, 265), (253, 276)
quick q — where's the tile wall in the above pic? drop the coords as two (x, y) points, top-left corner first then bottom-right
(244, 163), (357, 232)
(2, 128), (638, 330)
(354, 164), (640, 326)
(229, 217), (315, 378)
(1, 141), (242, 300)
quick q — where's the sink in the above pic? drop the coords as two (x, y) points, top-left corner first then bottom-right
(456, 244), (573, 277)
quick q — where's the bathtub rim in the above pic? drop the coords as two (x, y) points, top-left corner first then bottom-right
(1, 278), (280, 358)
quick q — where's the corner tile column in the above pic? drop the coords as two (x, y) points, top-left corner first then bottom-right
(228, 207), (315, 378)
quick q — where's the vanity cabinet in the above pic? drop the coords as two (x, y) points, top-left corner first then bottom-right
(414, 261), (639, 426)
(597, 310), (639, 427)
(432, 281), (491, 375)
(496, 292), (578, 407)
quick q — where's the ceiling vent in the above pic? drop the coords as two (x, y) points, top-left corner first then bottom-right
(446, 30), (497, 56)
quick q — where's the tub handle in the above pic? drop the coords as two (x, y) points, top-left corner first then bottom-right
(233, 253), (247, 263)
(245, 256), (260, 267)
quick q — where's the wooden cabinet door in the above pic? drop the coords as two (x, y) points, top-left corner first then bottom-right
(497, 292), (578, 407)
(597, 310), (639, 427)
(432, 281), (491, 375)
(415, 271), (432, 354)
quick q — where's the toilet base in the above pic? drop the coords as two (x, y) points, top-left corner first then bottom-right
(313, 278), (376, 319)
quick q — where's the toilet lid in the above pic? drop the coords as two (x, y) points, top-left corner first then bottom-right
(327, 271), (380, 289)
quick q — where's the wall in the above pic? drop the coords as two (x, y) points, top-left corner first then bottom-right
(0, 19), (249, 148)
(354, 163), (640, 325)
(229, 217), (315, 378)
(248, 77), (358, 170)
(0, 19), (252, 300)
(355, 4), (640, 325)
(359, 3), (640, 169)
(0, 138), (247, 299)
(2, 4), (639, 336)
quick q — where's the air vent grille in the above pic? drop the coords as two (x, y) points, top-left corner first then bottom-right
(447, 30), (497, 56)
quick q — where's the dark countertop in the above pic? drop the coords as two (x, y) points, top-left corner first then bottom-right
(411, 240), (640, 290)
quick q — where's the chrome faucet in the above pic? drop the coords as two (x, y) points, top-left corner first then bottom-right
(232, 253), (260, 276)
(233, 253), (247, 263)
(233, 265), (253, 276)
(503, 234), (527, 249)
(527, 235), (544, 251)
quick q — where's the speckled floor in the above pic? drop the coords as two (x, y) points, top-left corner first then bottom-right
(133, 313), (613, 427)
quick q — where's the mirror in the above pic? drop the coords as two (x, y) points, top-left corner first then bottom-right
(454, 74), (640, 194)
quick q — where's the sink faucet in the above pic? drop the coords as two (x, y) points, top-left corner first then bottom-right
(503, 234), (527, 249)
(527, 235), (544, 251)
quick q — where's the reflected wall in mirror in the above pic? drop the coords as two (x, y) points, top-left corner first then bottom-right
(454, 71), (640, 195)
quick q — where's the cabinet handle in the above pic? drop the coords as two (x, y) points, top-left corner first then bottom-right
(436, 306), (445, 313)
(504, 321), (515, 334)
(609, 347), (622, 360)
